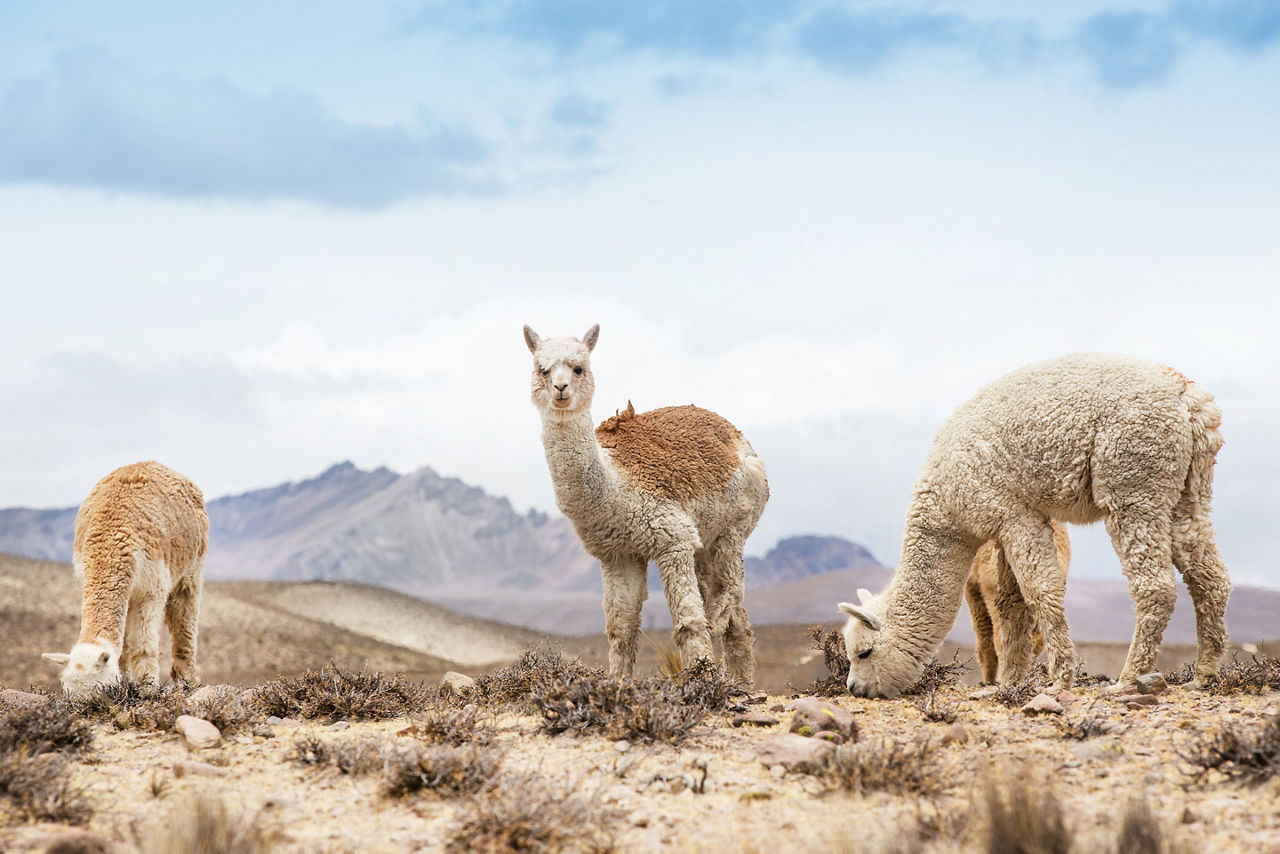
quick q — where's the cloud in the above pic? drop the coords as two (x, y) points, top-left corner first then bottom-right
(0, 50), (498, 207)
(547, 93), (611, 128)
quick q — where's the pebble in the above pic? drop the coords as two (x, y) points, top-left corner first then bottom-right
(439, 671), (477, 698)
(614, 739), (631, 753)
(174, 715), (222, 750)
(940, 723), (970, 746)
(732, 712), (779, 728)
(174, 760), (230, 778)
(755, 732), (836, 772)
(1136, 673), (1169, 695)
(252, 724), (275, 738)
(327, 721), (350, 732)
(1022, 693), (1065, 715)
(788, 697), (858, 741)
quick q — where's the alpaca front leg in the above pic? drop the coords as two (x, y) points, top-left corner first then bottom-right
(656, 547), (713, 668)
(966, 579), (999, 684)
(601, 556), (647, 677)
(165, 575), (202, 685)
(723, 604), (755, 685)
(992, 549), (1035, 683)
(1001, 522), (1076, 688)
(123, 599), (165, 684)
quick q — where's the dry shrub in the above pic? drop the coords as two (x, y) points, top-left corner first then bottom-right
(1202, 654), (1280, 695)
(903, 652), (973, 697)
(384, 743), (504, 798)
(816, 737), (946, 797)
(0, 751), (92, 826)
(989, 665), (1050, 708)
(1182, 713), (1280, 787)
(473, 643), (603, 708)
(250, 663), (431, 722)
(404, 704), (493, 745)
(979, 773), (1070, 854)
(531, 659), (734, 745)
(446, 772), (620, 853)
(914, 689), (960, 724)
(124, 789), (280, 853)
(71, 677), (190, 731)
(806, 625), (850, 697)
(1164, 662), (1195, 686)
(0, 698), (93, 756)
(1114, 798), (1186, 854)
(186, 685), (254, 734)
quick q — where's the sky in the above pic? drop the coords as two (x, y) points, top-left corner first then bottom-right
(2, 1), (1279, 589)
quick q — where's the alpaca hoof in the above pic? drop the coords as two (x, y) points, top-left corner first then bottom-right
(1102, 680), (1138, 696)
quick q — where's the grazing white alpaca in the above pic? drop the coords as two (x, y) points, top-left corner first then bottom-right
(966, 521), (1071, 684)
(840, 354), (1231, 698)
(524, 324), (769, 682)
(43, 461), (208, 696)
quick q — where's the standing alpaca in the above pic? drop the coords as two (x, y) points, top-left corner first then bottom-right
(43, 461), (208, 696)
(966, 521), (1071, 684)
(839, 354), (1231, 697)
(524, 324), (769, 682)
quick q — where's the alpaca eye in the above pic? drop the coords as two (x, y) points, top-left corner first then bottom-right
(541, 368), (550, 377)
(858, 649), (872, 660)
(573, 366), (583, 375)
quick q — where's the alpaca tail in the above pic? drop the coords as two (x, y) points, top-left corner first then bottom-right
(1182, 383), (1224, 513)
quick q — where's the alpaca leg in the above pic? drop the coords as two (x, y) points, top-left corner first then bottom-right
(601, 556), (647, 677)
(165, 574), (202, 685)
(1170, 500), (1231, 686)
(1001, 520), (1076, 688)
(702, 532), (746, 637)
(656, 546), (713, 667)
(991, 547), (1035, 683)
(966, 579), (999, 684)
(122, 598), (165, 684)
(1104, 509), (1177, 694)
(723, 603), (755, 685)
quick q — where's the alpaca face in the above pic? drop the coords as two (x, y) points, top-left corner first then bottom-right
(524, 324), (599, 419)
(43, 640), (121, 697)
(838, 590), (924, 698)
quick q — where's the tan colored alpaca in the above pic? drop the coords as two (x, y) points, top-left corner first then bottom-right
(966, 521), (1071, 683)
(43, 461), (208, 696)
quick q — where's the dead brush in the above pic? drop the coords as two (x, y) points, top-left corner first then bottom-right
(1181, 713), (1280, 787)
(989, 664), (1050, 708)
(0, 750), (93, 826)
(185, 684), (254, 734)
(913, 688), (960, 724)
(1201, 654), (1280, 695)
(384, 743), (504, 798)
(642, 629), (684, 677)
(0, 698), (93, 756)
(902, 651), (973, 697)
(806, 624), (850, 697)
(445, 771), (621, 853)
(1113, 798), (1188, 854)
(472, 642), (603, 709)
(289, 733), (383, 776)
(123, 788), (280, 853)
(403, 704), (494, 746)
(1053, 701), (1118, 740)
(815, 736), (946, 797)
(70, 676), (190, 731)
(250, 662), (431, 722)
(978, 771), (1070, 854)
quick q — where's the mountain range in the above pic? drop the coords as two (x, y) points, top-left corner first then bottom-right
(2, 461), (1277, 643)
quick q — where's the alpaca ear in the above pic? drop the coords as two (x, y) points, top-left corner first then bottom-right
(523, 325), (542, 354)
(857, 588), (875, 606)
(838, 601), (883, 632)
(583, 324), (600, 352)
(43, 652), (70, 667)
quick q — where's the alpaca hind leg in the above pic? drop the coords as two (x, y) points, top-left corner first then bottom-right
(991, 547), (1035, 683)
(1170, 500), (1231, 687)
(601, 556), (647, 677)
(165, 573), (202, 685)
(1001, 520), (1076, 688)
(966, 578), (999, 684)
(1104, 509), (1176, 694)
(656, 546), (713, 668)
(723, 603), (755, 685)
(122, 598), (165, 684)
(701, 532), (746, 637)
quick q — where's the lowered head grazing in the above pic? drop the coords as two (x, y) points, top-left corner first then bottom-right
(525, 323), (599, 422)
(43, 640), (121, 697)
(838, 588), (922, 699)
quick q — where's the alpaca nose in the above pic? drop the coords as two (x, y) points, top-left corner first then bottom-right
(554, 382), (568, 392)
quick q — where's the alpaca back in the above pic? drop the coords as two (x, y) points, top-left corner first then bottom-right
(596, 403), (748, 501)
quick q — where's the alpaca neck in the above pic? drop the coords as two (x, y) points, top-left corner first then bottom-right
(540, 409), (614, 517)
(884, 513), (973, 664)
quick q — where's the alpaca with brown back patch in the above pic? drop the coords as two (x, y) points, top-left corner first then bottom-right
(43, 461), (208, 696)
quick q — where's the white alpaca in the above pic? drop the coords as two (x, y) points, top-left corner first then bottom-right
(839, 354), (1230, 698)
(966, 521), (1071, 684)
(43, 461), (208, 696)
(524, 324), (769, 682)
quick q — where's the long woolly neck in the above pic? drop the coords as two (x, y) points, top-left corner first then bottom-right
(76, 549), (134, 647)
(540, 408), (615, 518)
(882, 509), (973, 666)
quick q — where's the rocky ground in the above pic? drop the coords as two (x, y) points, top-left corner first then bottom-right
(2, 655), (1279, 854)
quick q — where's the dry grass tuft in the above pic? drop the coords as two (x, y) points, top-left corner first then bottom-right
(1182, 713), (1280, 787)
(531, 659), (734, 745)
(1202, 654), (1280, 695)
(642, 630), (684, 677)
(472, 643), (603, 708)
(1053, 702), (1118, 740)
(70, 677), (191, 731)
(989, 665), (1050, 708)
(446, 772), (621, 853)
(404, 704), (494, 746)
(914, 688), (961, 724)
(123, 789), (280, 853)
(250, 663), (431, 722)
(903, 651), (973, 697)
(0, 751), (92, 826)
(979, 772), (1070, 854)
(384, 743), (504, 798)
(0, 698), (93, 756)
(815, 737), (947, 797)
(186, 685), (254, 734)
(805, 625), (850, 697)
(1114, 798), (1186, 854)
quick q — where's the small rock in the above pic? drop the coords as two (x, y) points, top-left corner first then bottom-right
(1144, 772), (1165, 784)
(732, 712), (779, 728)
(814, 731), (845, 745)
(788, 697), (858, 742)
(266, 715), (283, 725)
(185, 685), (225, 706)
(274, 717), (302, 729)
(1181, 807), (1197, 824)
(1062, 760), (1081, 769)
(38, 827), (114, 854)
(327, 721), (350, 732)
(1022, 693), (1065, 715)
(1117, 694), (1160, 707)
(769, 704), (785, 713)
(174, 760), (230, 778)
(1055, 690), (1078, 706)
(968, 687), (1000, 700)
(614, 739), (631, 753)
(1136, 673), (1168, 695)
(755, 733), (836, 773)
(746, 692), (769, 705)
(940, 723), (970, 746)
(234, 736), (253, 745)
(439, 671), (477, 698)
(0, 688), (50, 712)
(252, 724), (275, 739)
(769, 765), (787, 779)
(174, 715), (221, 750)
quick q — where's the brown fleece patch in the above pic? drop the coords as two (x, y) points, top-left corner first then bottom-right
(596, 403), (744, 501)
(1162, 365), (1192, 385)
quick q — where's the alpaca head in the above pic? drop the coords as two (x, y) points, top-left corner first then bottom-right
(524, 324), (599, 421)
(42, 640), (121, 697)
(838, 588), (923, 699)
